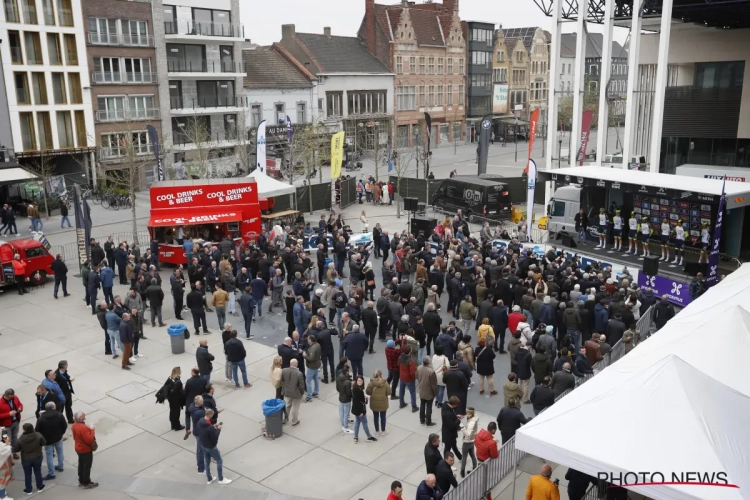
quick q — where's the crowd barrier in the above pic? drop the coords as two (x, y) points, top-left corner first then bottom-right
(50, 230), (151, 267)
(444, 306), (654, 500)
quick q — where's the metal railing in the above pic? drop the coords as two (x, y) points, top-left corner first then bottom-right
(167, 59), (244, 74)
(91, 72), (157, 84)
(100, 144), (154, 159)
(164, 20), (244, 38)
(170, 95), (246, 110)
(50, 230), (151, 265)
(88, 32), (155, 47)
(95, 108), (160, 123)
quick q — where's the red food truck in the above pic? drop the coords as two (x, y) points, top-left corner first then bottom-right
(0, 233), (55, 287)
(148, 179), (263, 266)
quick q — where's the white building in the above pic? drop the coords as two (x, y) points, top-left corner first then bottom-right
(0, 0), (96, 176)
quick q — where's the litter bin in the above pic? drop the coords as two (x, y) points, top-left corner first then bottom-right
(167, 324), (187, 354)
(262, 399), (285, 438)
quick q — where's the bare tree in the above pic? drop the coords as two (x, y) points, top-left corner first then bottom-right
(26, 150), (57, 218)
(172, 115), (217, 178)
(372, 118), (395, 182)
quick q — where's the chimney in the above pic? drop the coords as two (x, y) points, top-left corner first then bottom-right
(282, 24), (295, 40)
(365, 0), (376, 54)
(443, 0), (458, 12)
(324, 27), (331, 36)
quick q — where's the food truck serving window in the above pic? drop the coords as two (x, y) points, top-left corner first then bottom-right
(148, 209), (242, 227)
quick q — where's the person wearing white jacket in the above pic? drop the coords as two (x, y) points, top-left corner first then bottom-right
(460, 408), (479, 477)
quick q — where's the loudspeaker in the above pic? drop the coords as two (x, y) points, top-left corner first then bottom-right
(404, 197), (419, 211)
(560, 233), (577, 248)
(684, 262), (704, 276)
(411, 216), (437, 236)
(642, 255), (659, 276)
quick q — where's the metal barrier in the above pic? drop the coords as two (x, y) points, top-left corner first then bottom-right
(50, 230), (151, 266)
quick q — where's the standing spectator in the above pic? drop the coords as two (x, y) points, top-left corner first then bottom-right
(387, 480), (404, 500)
(351, 375), (377, 443)
(459, 407), (479, 477)
(146, 278), (166, 327)
(12, 423), (46, 495)
(362, 301), (378, 353)
(54, 360), (75, 424)
(100, 262), (115, 305)
(475, 422), (499, 464)
(424, 433), (442, 474)
(440, 396), (463, 461)
(196, 409), (232, 485)
(269, 356), (289, 422)
(458, 296), (476, 333)
(532, 345), (553, 385)
(496, 398), (528, 444)
(238, 287), (255, 339)
(0, 388), (23, 458)
(303, 335), (321, 401)
(550, 363), (576, 397)
(196, 340), (214, 382)
(342, 325), (368, 378)
(432, 345), (450, 408)
(416, 356), (438, 426)
(183, 367), (207, 440)
(529, 376), (556, 415)
(516, 342), (533, 402)
(281, 359), (305, 425)
(71, 411), (98, 489)
(365, 370), (390, 436)
(503, 373), (524, 407)
(336, 363), (353, 434)
(443, 361), (469, 415)
(384, 339), (401, 396)
(435, 452), (458, 494)
(187, 396), (206, 472)
(51, 254), (69, 299)
(212, 283), (229, 328)
(34, 385), (59, 419)
(187, 283), (210, 336)
(398, 345), (418, 412)
(474, 339), (497, 396)
(653, 295), (675, 331)
(34, 401), (66, 480)
(165, 367), (185, 431)
(41, 370), (65, 409)
(119, 313), (134, 370)
(525, 464), (560, 500)
(13, 254), (27, 296)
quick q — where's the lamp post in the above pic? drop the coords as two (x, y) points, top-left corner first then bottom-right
(558, 138), (563, 169)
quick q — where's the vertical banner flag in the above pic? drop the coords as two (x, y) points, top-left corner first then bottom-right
(82, 196), (93, 256)
(477, 115), (492, 175)
(578, 110), (594, 165)
(330, 131), (345, 179)
(706, 177), (725, 289)
(387, 143), (394, 172)
(146, 125), (163, 181)
(72, 184), (88, 273)
(256, 120), (267, 174)
(527, 159), (537, 238)
(424, 112), (432, 177)
(524, 108), (540, 174)
(286, 115), (293, 145)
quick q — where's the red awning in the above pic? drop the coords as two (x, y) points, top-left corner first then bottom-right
(149, 208), (242, 227)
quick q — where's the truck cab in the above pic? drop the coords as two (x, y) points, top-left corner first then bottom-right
(0, 236), (55, 287)
(544, 184), (611, 241)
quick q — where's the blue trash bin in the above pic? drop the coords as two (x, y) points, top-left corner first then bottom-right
(167, 324), (187, 354)
(262, 399), (286, 438)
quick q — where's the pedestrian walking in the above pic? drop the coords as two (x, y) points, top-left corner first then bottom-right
(365, 370), (390, 436)
(195, 409), (232, 485)
(238, 287), (255, 339)
(351, 375), (377, 443)
(213, 283), (229, 328)
(336, 363), (353, 434)
(281, 358), (305, 425)
(51, 254), (69, 299)
(496, 398), (529, 444)
(34, 400), (66, 480)
(12, 423), (46, 495)
(459, 407), (479, 477)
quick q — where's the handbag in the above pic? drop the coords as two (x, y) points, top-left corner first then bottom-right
(184, 329), (190, 339)
(90, 439), (98, 452)
(367, 279), (375, 287)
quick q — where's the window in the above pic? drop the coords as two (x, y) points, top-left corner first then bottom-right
(56, 0), (71, 26)
(437, 57), (444, 74)
(396, 86), (415, 111)
(409, 56), (416, 74)
(419, 56), (425, 74)
(94, 57), (120, 83)
(250, 104), (261, 127)
(317, 98), (323, 111)
(89, 17), (117, 44)
(458, 84), (464, 105)
(97, 96), (125, 121)
(694, 61), (745, 89)
(167, 43), (204, 72)
(419, 84), (425, 106)
(274, 103), (285, 124)
(296, 102), (306, 123)
(68, 73), (81, 103)
(74, 110), (86, 146)
(326, 92), (342, 117)
(102, 131), (151, 157)
(63, 34), (77, 64)
(396, 56), (402, 73)
(588, 81), (598, 93)
(589, 64), (598, 76)
(471, 51), (490, 67)
(129, 95), (155, 118)
(127, 20), (149, 46)
(195, 80), (234, 107)
(193, 8), (232, 37)
(31, 72), (47, 104)
(428, 85), (434, 106)
(37, 112), (52, 150)
(124, 58), (152, 82)
(42, 0), (53, 24)
(19, 112), (35, 151)
(56, 111), (73, 148)
(516, 51), (523, 63)
(14, 72), (30, 104)
(24, 32), (42, 64)
(447, 58), (453, 74)
(428, 57), (434, 74)
(51, 72), (66, 104)
(447, 84), (453, 106)
(9, 31), (22, 63)
(497, 50), (504, 63)
(459, 58), (464, 74)
(437, 84), (443, 106)
(4, 0), (19, 22)
(21, 0), (36, 23)
(224, 114), (236, 139)
(47, 34), (62, 65)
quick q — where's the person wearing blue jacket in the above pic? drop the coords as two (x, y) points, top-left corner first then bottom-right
(539, 296), (554, 329)
(435, 329), (457, 360)
(99, 264), (115, 305)
(292, 296), (305, 336)
(342, 325), (368, 377)
(187, 396), (206, 473)
(249, 273), (266, 318)
(594, 300), (609, 334)
(238, 288), (255, 339)
(105, 303), (123, 359)
(87, 268), (101, 315)
(416, 474), (444, 500)
(491, 300), (509, 353)
(41, 370), (66, 407)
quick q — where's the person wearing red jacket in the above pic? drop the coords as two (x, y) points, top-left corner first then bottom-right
(475, 421), (500, 462)
(387, 479), (404, 499)
(12, 254), (27, 295)
(384, 339), (402, 397)
(508, 306), (525, 337)
(398, 345), (418, 412)
(0, 388), (23, 458)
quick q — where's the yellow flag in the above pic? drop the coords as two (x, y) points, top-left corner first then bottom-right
(330, 131), (345, 179)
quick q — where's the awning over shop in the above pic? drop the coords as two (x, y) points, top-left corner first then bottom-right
(149, 208), (242, 227)
(0, 167), (38, 184)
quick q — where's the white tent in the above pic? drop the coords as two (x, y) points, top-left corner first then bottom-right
(247, 170), (296, 198)
(515, 264), (750, 500)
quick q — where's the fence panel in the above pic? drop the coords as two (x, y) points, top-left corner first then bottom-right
(296, 183), (332, 214)
(388, 176), (442, 205)
(338, 177), (356, 209)
(444, 460), (487, 500)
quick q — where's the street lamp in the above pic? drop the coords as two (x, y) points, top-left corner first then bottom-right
(558, 138), (563, 169)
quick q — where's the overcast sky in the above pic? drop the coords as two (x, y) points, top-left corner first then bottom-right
(243, 0), (629, 47)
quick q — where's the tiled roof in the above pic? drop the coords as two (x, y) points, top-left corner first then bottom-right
(372, 3), (447, 47)
(560, 33), (628, 59)
(295, 33), (390, 73)
(502, 27), (540, 53)
(242, 46), (312, 88)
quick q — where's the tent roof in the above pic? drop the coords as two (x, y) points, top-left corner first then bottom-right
(246, 170), (296, 198)
(515, 263), (750, 500)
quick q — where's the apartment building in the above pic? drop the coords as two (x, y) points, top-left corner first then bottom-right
(83, 0), (159, 187)
(0, 0), (96, 177)
(491, 27), (510, 116)
(502, 27), (550, 123)
(464, 21), (494, 135)
(151, 0), (246, 177)
(359, 0), (466, 149)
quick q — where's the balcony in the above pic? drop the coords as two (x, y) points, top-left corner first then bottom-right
(164, 20), (244, 42)
(167, 59), (245, 77)
(95, 108), (161, 123)
(91, 72), (158, 84)
(100, 144), (153, 159)
(169, 96), (247, 114)
(88, 33), (155, 47)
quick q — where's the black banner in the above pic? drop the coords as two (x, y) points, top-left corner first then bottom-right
(424, 112), (432, 179)
(72, 184), (89, 272)
(477, 115), (492, 175)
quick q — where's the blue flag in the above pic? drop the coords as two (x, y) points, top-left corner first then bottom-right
(286, 115), (292, 144)
(387, 143), (393, 172)
(706, 177), (725, 289)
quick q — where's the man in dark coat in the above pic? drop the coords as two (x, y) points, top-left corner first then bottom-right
(440, 396), (463, 460)
(653, 295), (675, 331)
(277, 337), (299, 369)
(342, 326), (368, 378)
(146, 278), (165, 327)
(182, 367), (207, 438)
(424, 433), (442, 474)
(442, 361), (468, 414)
(54, 361), (75, 424)
(361, 301), (378, 354)
(187, 284), (210, 335)
(314, 323), (336, 383)
(35, 384), (60, 419)
(34, 399), (67, 478)
(605, 313), (626, 346)
(423, 304), (442, 356)
(435, 455), (458, 494)
(51, 255), (69, 299)
(496, 398), (528, 444)
(195, 340), (214, 381)
(491, 300), (509, 353)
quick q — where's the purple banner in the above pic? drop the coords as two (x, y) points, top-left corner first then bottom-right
(638, 273), (692, 307)
(705, 178), (725, 289)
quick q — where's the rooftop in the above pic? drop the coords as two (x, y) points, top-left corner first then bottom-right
(242, 45), (313, 88)
(502, 27), (543, 53)
(560, 33), (628, 59)
(295, 32), (390, 74)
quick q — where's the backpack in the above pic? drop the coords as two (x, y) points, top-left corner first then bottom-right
(155, 379), (173, 404)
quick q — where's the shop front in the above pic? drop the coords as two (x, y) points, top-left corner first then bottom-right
(148, 180), (262, 265)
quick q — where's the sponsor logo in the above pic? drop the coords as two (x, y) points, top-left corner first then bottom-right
(577, 177), (583, 184)
(612, 182), (620, 190)
(464, 189), (482, 203)
(680, 191), (693, 199)
(481, 119), (491, 129)
(638, 185), (649, 193)
(154, 213), (237, 225)
(564, 175), (570, 182)
(243, 218), (258, 224)
(705, 174), (745, 182)
(596, 180), (606, 187)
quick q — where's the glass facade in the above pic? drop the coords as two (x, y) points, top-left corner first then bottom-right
(661, 137), (750, 173)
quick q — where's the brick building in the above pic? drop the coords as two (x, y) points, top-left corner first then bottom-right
(358, 0), (466, 149)
(82, 0), (160, 187)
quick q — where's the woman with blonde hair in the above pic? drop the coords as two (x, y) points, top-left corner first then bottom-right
(269, 356), (288, 421)
(166, 367), (185, 431)
(365, 370), (391, 436)
(477, 318), (495, 345)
